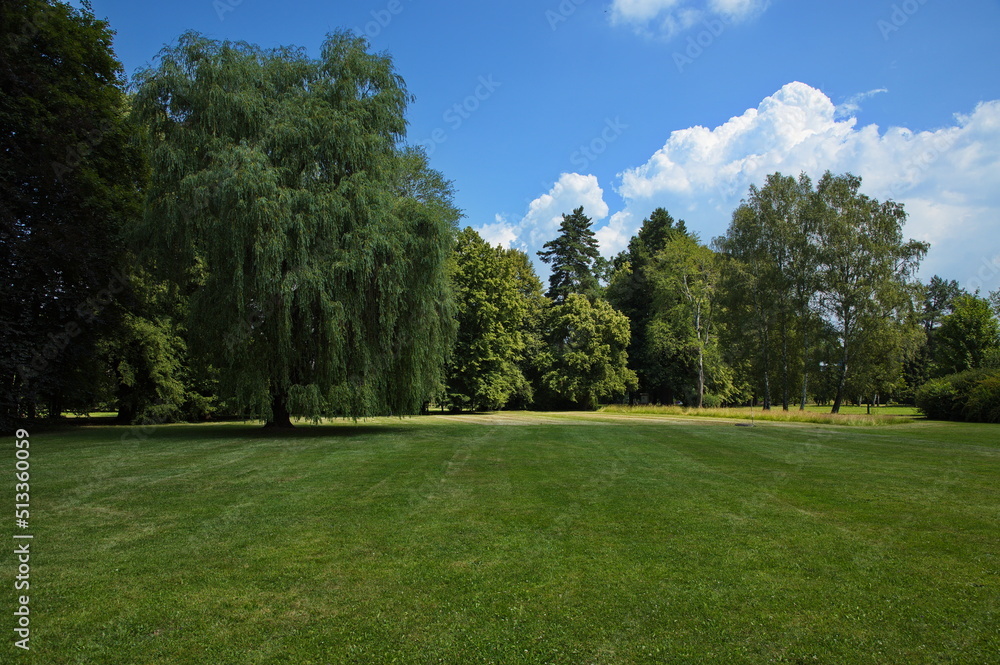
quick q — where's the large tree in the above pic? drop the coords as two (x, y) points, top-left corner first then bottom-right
(933, 293), (1000, 376)
(538, 294), (637, 410)
(0, 0), (144, 429)
(537, 206), (601, 303)
(132, 32), (458, 426)
(813, 172), (927, 413)
(606, 207), (689, 403)
(648, 234), (728, 408)
(904, 276), (965, 392)
(716, 173), (819, 410)
(445, 228), (536, 411)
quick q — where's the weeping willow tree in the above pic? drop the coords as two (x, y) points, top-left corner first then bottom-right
(132, 31), (458, 426)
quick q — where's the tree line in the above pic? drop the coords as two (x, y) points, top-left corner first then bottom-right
(3, 1), (998, 431)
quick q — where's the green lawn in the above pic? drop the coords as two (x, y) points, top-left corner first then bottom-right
(22, 413), (1000, 663)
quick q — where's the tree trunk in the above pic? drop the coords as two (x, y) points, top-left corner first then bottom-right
(761, 322), (772, 411)
(780, 316), (790, 411)
(696, 346), (705, 408)
(115, 377), (137, 424)
(831, 342), (849, 414)
(48, 391), (64, 419)
(265, 391), (294, 428)
(800, 327), (809, 410)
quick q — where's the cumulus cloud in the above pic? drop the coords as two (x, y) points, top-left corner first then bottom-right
(605, 81), (1000, 288)
(475, 214), (520, 249)
(610, 0), (768, 38)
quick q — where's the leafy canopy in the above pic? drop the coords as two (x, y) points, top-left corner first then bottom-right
(132, 31), (458, 423)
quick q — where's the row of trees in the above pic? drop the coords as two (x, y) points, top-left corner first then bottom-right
(443, 175), (999, 416)
(444, 213), (636, 412)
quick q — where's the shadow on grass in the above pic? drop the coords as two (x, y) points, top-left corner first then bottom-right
(32, 418), (418, 443)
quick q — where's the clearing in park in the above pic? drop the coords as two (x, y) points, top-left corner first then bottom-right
(31, 411), (1000, 664)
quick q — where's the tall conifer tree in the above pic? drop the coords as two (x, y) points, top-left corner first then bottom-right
(537, 206), (600, 303)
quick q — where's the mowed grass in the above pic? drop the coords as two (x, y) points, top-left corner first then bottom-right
(25, 414), (1000, 664)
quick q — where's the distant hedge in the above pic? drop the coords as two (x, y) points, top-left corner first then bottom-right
(915, 369), (1000, 423)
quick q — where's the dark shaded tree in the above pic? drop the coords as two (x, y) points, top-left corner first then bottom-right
(606, 208), (689, 404)
(0, 0), (143, 430)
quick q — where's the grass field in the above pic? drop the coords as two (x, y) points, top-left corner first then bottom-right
(20, 413), (1000, 663)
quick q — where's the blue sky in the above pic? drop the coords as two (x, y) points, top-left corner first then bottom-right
(88, 0), (1000, 292)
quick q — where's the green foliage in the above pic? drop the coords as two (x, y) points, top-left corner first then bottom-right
(445, 228), (539, 411)
(914, 377), (960, 421)
(915, 369), (1000, 422)
(716, 172), (926, 413)
(132, 32), (458, 423)
(964, 373), (1000, 423)
(933, 293), (1000, 376)
(0, 0), (143, 428)
(647, 233), (729, 407)
(538, 294), (637, 409)
(606, 208), (689, 403)
(812, 172), (927, 412)
(903, 276), (966, 399)
(716, 174), (820, 411)
(99, 268), (218, 424)
(537, 206), (601, 303)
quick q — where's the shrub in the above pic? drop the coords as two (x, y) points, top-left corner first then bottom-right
(915, 378), (960, 420)
(964, 374), (1000, 424)
(701, 393), (723, 409)
(915, 369), (1000, 422)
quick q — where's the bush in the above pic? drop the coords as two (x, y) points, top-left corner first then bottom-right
(915, 369), (1000, 422)
(964, 374), (1000, 423)
(701, 393), (723, 409)
(915, 378), (960, 420)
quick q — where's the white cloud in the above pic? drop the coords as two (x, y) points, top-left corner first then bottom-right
(835, 88), (888, 119)
(610, 0), (768, 38)
(594, 210), (637, 258)
(475, 214), (519, 249)
(606, 82), (1000, 288)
